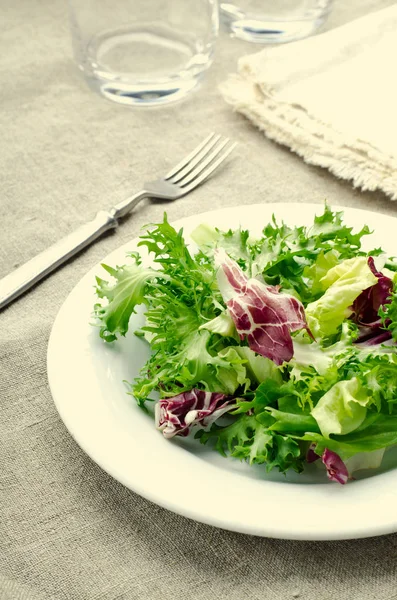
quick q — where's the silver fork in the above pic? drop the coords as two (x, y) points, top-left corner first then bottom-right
(0, 133), (236, 310)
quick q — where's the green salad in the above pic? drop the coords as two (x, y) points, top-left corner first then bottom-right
(93, 205), (397, 484)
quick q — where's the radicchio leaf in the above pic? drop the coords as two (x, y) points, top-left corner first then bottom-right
(155, 389), (234, 438)
(306, 443), (320, 463)
(351, 257), (394, 345)
(322, 448), (349, 484)
(215, 249), (312, 366)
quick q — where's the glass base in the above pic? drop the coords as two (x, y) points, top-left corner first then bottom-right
(220, 3), (331, 43)
(85, 75), (201, 107)
(228, 17), (326, 43)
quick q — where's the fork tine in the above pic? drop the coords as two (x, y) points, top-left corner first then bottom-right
(180, 142), (237, 194)
(169, 134), (222, 184)
(165, 132), (216, 180)
(176, 138), (231, 188)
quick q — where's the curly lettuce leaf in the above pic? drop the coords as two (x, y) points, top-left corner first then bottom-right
(232, 379), (291, 416)
(94, 256), (159, 342)
(380, 290), (397, 341)
(124, 218), (233, 399)
(191, 223), (251, 269)
(215, 347), (252, 394)
(339, 349), (397, 411)
(303, 250), (340, 296)
(199, 310), (236, 337)
(250, 204), (372, 303)
(196, 414), (304, 473)
(133, 317), (234, 400)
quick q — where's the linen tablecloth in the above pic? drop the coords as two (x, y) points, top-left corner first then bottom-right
(2, 1), (397, 599)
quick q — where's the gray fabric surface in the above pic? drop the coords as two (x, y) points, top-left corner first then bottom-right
(2, 1), (397, 599)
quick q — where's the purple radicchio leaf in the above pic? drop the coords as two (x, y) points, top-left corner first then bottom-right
(215, 248), (313, 366)
(155, 389), (234, 438)
(351, 257), (394, 346)
(306, 443), (320, 463)
(322, 448), (349, 484)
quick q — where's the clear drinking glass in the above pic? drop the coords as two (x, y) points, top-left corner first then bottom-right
(221, 0), (333, 43)
(68, 0), (219, 106)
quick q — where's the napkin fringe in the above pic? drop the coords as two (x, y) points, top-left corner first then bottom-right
(221, 76), (397, 201)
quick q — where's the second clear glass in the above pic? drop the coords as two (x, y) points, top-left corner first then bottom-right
(221, 0), (333, 43)
(68, 0), (219, 106)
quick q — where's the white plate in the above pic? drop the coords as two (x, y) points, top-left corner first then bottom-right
(48, 203), (397, 540)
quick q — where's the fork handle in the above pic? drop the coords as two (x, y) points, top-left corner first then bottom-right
(0, 190), (150, 311)
(0, 210), (119, 311)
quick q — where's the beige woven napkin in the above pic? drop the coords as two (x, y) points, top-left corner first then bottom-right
(221, 4), (397, 199)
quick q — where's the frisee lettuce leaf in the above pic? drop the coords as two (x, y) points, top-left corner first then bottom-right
(380, 290), (397, 341)
(94, 255), (159, 342)
(195, 414), (304, 473)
